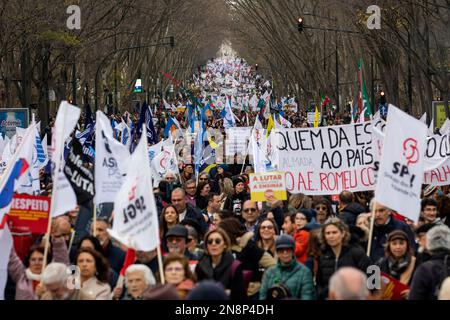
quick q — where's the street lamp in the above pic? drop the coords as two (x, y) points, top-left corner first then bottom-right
(94, 37), (175, 111)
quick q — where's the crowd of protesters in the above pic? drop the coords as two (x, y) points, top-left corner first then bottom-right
(3, 56), (450, 301)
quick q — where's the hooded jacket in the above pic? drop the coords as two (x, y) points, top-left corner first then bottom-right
(259, 258), (315, 300)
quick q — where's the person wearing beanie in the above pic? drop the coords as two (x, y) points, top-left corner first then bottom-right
(376, 230), (417, 298)
(223, 176), (250, 216)
(410, 225), (450, 300)
(259, 234), (316, 300)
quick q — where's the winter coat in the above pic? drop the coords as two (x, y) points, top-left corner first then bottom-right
(182, 204), (209, 235)
(8, 237), (70, 300)
(377, 255), (416, 285)
(316, 244), (372, 300)
(409, 250), (450, 300)
(259, 258), (316, 300)
(231, 232), (276, 296)
(339, 202), (365, 226)
(294, 229), (310, 264)
(224, 192), (250, 216)
(195, 251), (246, 300)
(370, 217), (416, 262)
(80, 276), (112, 300)
(103, 240), (126, 274)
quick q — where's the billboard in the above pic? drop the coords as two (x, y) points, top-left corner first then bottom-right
(0, 108), (29, 138)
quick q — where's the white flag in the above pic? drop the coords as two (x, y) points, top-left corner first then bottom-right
(51, 101), (80, 217)
(108, 125), (160, 251)
(428, 117), (434, 136)
(0, 224), (13, 300)
(419, 112), (427, 124)
(375, 105), (427, 222)
(95, 111), (130, 205)
(151, 138), (180, 187)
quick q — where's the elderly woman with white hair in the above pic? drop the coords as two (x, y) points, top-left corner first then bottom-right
(40, 263), (93, 300)
(121, 265), (156, 300)
(409, 225), (450, 300)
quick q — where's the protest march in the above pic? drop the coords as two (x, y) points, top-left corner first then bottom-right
(1, 51), (450, 303)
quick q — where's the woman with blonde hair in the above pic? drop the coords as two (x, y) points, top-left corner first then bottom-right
(315, 218), (372, 300)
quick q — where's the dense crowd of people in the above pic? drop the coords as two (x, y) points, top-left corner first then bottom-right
(3, 56), (450, 301)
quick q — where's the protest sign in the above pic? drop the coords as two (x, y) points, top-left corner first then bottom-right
(375, 105), (427, 222)
(7, 194), (50, 234)
(225, 127), (252, 157)
(250, 172), (287, 201)
(276, 123), (375, 195)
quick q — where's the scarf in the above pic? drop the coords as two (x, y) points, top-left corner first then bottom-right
(387, 254), (411, 279)
(26, 268), (41, 282)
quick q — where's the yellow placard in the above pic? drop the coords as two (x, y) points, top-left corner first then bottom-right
(250, 171), (287, 202)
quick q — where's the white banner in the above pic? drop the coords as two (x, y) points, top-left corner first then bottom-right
(225, 127), (252, 157)
(108, 126), (160, 252)
(95, 111), (130, 205)
(276, 123), (375, 195)
(375, 106), (427, 222)
(372, 118), (450, 186)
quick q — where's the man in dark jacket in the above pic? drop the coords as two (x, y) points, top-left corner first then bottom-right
(338, 190), (365, 226)
(171, 188), (208, 235)
(409, 225), (450, 300)
(369, 202), (416, 262)
(94, 218), (125, 274)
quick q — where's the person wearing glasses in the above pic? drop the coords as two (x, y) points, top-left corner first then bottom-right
(195, 228), (246, 300)
(313, 197), (335, 224)
(164, 253), (197, 299)
(255, 218), (280, 258)
(218, 217), (276, 299)
(315, 218), (372, 300)
(184, 179), (197, 207)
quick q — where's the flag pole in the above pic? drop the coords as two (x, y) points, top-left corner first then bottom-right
(240, 133), (251, 175)
(93, 205), (97, 237)
(156, 245), (165, 284)
(366, 202), (376, 257)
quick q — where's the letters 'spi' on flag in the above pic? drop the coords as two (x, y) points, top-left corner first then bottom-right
(375, 105), (427, 222)
(108, 124), (160, 251)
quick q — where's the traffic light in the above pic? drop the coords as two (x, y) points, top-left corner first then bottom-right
(380, 90), (386, 104)
(169, 36), (175, 49)
(297, 17), (304, 33)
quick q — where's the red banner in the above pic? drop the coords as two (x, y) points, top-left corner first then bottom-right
(7, 194), (50, 234)
(380, 272), (410, 300)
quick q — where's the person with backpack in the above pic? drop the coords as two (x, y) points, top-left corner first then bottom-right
(195, 228), (246, 300)
(409, 225), (450, 300)
(259, 235), (316, 300)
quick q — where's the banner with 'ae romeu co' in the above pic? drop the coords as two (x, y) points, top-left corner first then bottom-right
(276, 123), (375, 195)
